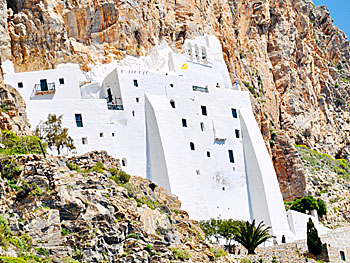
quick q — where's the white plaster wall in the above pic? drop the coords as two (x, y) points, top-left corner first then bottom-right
(286, 210), (329, 240)
(240, 108), (294, 241)
(4, 67), (82, 101)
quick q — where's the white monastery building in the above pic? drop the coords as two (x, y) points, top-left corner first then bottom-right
(3, 35), (328, 243)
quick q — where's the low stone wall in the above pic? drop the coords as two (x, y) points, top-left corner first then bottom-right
(228, 227), (350, 263)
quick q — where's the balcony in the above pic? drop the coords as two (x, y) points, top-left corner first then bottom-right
(107, 102), (124, 110)
(31, 82), (56, 98)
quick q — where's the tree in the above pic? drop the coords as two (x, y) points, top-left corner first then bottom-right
(289, 196), (318, 214)
(307, 218), (323, 256)
(316, 199), (327, 217)
(35, 114), (75, 155)
(289, 196), (327, 218)
(232, 220), (272, 254)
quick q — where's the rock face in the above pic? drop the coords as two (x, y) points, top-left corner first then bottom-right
(0, 82), (30, 135)
(1, 0), (350, 201)
(0, 151), (228, 262)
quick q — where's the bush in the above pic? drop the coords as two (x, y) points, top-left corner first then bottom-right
(288, 196), (327, 217)
(109, 168), (130, 185)
(289, 196), (318, 214)
(171, 248), (190, 261)
(307, 218), (323, 255)
(317, 199), (327, 217)
(0, 130), (43, 156)
(210, 247), (228, 259)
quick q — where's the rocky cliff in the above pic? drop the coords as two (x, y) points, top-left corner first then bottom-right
(0, 81), (30, 135)
(1, 0), (350, 202)
(0, 151), (233, 262)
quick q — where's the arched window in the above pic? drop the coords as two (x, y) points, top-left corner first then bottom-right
(122, 158), (127, 167)
(170, 100), (176, 108)
(194, 44), (200, 62)
(201, 46), (207, 64)
(190, 142), (195, 151)
(187, 43), (192, 60)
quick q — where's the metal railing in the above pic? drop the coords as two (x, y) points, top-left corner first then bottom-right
(31, 82), (56, 98)
(107, 102), (124, 110)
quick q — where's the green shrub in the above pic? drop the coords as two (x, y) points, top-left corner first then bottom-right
(289, 196), (318, 214)
(0, 257), (27, 263)
(0, 130), (44, 156)
(317, 199), (327, 217)
(145, 243), (152, 252)
(171, 248), (190, 261)
(135, 197), (162, 210)
(109, 168), (130, 185)
(307, 218), (323, 255)
(210, 247), (228, 259)
(90, 162), (104, 173)
(288, 196), (327, 217)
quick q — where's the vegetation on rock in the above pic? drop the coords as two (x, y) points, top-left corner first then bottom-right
(0, 130), (43, 156)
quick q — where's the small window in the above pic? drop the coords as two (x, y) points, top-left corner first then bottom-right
(18, 82), (23, 88)
(82, 137), (88, 145)
(122, 158), (127, 167)
(136, 98), (140, 103)
(207, 151), (211, 157)
(170, 100), (176, 108)
(228, 150), (235, 163)
(132, 110), (135, 117)
(59, 78), (65, 85)
(196, 169), (201, 175)
(200, 122), (205, 131)
(235, 129), (240, 138)
(216, 83), (220, 88)
(75, 114), (83, 127)
(233, 167), (236, 172)
(112, 133), (115, 137)
(170, 83), (174, 88)
(133, 79), (138, 87)
(100, 132), (104, 137)
(182, 119), (187, 127)
(190, 142), (195, 151)
(201, 106), (207, 116)
(232, 108), (238, 118)
(222, 187), (225, 191)
(340, 251), (346, 261)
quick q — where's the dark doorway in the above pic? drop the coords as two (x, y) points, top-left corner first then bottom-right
(40, 79), (48, 91)
(107, 88), (113, 102)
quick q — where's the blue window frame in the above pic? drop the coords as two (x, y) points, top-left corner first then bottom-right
(228, 150), (235, 163)
(133, 79), (138, 87)
(75, 114), (83, 127)
(232, 108), (238, 118)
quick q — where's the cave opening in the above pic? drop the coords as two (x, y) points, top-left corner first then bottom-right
(6, 0), (19, 13)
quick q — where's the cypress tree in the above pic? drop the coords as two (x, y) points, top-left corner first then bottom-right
(307, 218), (323, 255)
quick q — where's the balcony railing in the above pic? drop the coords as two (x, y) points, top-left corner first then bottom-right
(107, 102), (124, 110)
(31, 83), (56, 98)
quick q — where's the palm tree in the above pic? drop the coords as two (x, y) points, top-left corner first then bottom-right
(233, 220), (272, 254)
